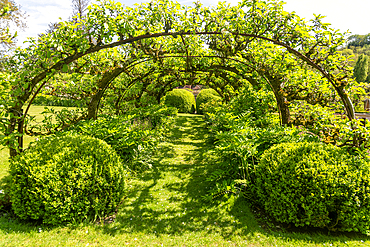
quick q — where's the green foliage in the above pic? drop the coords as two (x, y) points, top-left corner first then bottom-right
(1, 115), (370, 247)
(9, 134), (129, 225)
(138, 92), (158, 107)
(204, 87), (370, 238)
(347, 34), (370, 48)
(26, 107), (86, 135)
(203, 97), (319, 201)
(0, 72), (9, 92)
(32, 94), (85, 107)
(30, 73), (96, 107)
(341, 34), (370, 70)
(205, 125), (320, 200)
(203, 86), (277, 133)
(0, 0), (27, 47)
(291, 103), (370, 151)
(354, 54), (369, 83)
(255, 142), (370, 235)
(126, 104), (178, 129)
(229, 86), (275, 127)
(65, 105), (177, 171)
(195, 88), (221, 114)
(335, 118), (370, 152)
(214, 126), (319, 169)
(0, 0), (358, 153)
(164, 89), (195, 114)
(291, 103), (341, 141)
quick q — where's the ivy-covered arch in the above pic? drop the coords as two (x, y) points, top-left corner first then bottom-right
(1, 0), (356, 157)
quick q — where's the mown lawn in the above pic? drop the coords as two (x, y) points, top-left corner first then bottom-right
(0, 108), (369, 246)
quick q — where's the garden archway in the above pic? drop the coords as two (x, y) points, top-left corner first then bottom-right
(2, 0), (355, 157)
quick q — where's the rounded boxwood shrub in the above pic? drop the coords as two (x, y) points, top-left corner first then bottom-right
(163, 89), (195, 113)
(10, 134), (129, 225)
(196, 88), (221, 114)
(255, 142), (370, 234)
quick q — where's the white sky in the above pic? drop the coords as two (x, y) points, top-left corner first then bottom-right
(13, 0), (370, 47)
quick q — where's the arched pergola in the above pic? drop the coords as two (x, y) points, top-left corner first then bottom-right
(1, 0), (355, 157)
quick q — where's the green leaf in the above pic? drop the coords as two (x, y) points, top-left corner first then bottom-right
(62, 64), (68, 73)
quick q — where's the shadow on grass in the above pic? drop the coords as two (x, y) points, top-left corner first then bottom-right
(96, 114), (258, 239)
(98, 114), (370, 244)
(1, 113), (370, 245)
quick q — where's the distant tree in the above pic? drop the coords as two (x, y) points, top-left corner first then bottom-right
(48, 22), (63, 34)
(39, 0), (90, 37)
(0, 0), (26, 71)
(0, 0), (26, 48)
(347, 34), (370, 48)
(340, 48), (354, 57)
(354, 54), (369, 83)
(71, 0), (90, 21)
(367, 61), (370, 83)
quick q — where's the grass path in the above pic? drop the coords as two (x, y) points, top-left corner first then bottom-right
(114, 113), (260, 246)
(1, 113), (370, 246)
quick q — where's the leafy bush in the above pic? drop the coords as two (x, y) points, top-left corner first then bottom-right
(228, 86), (275, 127)
(65, 105), (177, 171)
(215, 126), (320, 172)
(163, 89), (195, 113)
(126, 104), (178, 129)
(138, 92), (158, 107)
(203, 86), (277, 134)
(203, 102), (236, 133)
(66, 116), (156, 171)
(291, 102), (370, 151)
(204, 125), (320, 201)
(196, 88), (221, 114)
(255, 142), (370, 235)
(200, 85), (323, 203)
(10, 134), (129, 225)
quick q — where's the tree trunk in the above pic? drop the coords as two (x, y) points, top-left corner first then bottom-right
(274, 90), (291, 125)
(87, 67), (125, 119)
(87, 88), (105, 119)
(335, 86), (355, 120)
(265, 75), (291, 125)
(8, 107), (24, 158)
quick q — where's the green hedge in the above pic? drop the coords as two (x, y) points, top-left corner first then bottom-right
(255, 142), (370, 234)
(10, 135), (129, 225)
(163, 89), (195, 113)
(196, 88), (221, 114)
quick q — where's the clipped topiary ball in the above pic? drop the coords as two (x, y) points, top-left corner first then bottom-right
(255, 142), (370, 235)
(10, 134), (129, 225)
(163, 89), (195, 113)
(196, 88), (221, 114)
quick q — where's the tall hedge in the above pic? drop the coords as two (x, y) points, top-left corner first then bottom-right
(163, 89), (195, 113)
(196, 88), (221, 114)
(255, 142), (370, 235)
(10, 134), (129, 225)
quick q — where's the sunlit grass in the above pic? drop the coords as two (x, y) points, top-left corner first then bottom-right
(0, 148), (9, 179)
(0, 111), (369, 246)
